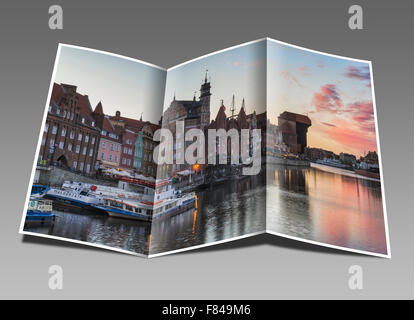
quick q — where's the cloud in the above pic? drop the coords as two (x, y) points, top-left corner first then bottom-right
(322, 122), (337, 127)
(348, 101), (375, 133)
(312, 84), (342, 113)
(317, 61), (325, 69)
(280, 71), (303, 87)
(344, 65), (371, 81)
(298, 66), (310, 76)
(318, 119), (377, 155)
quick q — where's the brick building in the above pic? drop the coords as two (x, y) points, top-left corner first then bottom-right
(92, 102), (122, 169)
(159, 72), (211, 178)
(277, 111), (312, 155)
(39, 83), (101, 175)
(109, 111), (160, 178)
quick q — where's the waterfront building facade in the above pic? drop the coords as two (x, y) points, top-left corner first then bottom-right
(92, 102), (121, 169)
(39, 83), (101, 175)
(159, 73), (211, 178)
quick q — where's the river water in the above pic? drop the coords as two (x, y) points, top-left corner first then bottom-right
(24, 163), (387, 256)
(266, 163), (388, 255)
(24, 173), (266, 256)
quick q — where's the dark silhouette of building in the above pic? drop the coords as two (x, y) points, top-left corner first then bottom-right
(277, 111), (312, 154)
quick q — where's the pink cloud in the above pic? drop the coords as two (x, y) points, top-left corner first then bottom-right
(317, 119), (377, 155)
(280, 70), (303, 87)
(312, 84), (342, 113)
(344, 65), (371, 81)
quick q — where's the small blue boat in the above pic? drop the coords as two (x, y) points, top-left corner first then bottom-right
(26, 198), (56, 223)
(31, 184), (50, 197)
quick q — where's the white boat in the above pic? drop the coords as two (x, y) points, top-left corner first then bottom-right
(44, 185), (103, 213)
(316, 158), (350, 169)
(92, 179), (196, 222)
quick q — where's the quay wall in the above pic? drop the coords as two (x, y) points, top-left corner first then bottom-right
(36, 166), (118, 188)
(266, 156), (310, 167)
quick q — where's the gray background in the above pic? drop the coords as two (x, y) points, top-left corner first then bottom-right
(0, 0), (412, 299)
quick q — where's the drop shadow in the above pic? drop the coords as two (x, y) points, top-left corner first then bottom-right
(21, 234), (139, 257)
(175, 233), (368, 257)
(22, 232), (377, 259)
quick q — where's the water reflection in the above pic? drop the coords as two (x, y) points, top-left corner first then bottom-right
(267, 163), (387, 254)
(24, 212), (151, 255)
(25, 173), (266, 256)
(149, 173), (266, 255)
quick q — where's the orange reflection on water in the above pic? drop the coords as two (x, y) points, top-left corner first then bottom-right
(267, 165), (387, 254)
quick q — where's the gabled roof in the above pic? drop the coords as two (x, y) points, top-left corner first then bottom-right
(49, 83), (98, 129)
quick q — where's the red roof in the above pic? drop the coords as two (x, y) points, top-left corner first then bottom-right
(49, 83), (97, 129)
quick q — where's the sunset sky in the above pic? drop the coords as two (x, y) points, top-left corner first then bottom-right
(267, 40), (378, 158)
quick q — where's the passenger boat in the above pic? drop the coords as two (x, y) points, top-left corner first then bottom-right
(316, 158), (351, 169)
(94, 191), (196, 222)
(43, 184), (103, 213)
(94, 198), (153, 222)
(26, 198), (56, 223)
(30, 184), (50, 198)
(92, 178), (197, 222)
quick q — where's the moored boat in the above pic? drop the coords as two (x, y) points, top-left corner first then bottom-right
(26, 198), (56, 223)
(30, 184), (50, 198)
(44, 185), (103, 213)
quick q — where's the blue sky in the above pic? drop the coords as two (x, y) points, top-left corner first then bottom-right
(54, 46), (166, 124)
(164, 40), (266, 118)
(267, 40), (377, 157)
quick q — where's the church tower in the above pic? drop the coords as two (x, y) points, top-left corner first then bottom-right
(199, 70), (211, 129)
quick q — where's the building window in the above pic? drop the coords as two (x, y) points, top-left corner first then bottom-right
(68, 143), (72, 151)
(50, 139), (55, 147)
(52, 126), (57, 135)
(82, 147), (87, 155)
(128, 148), (132, 155)
(127, 159), (131, 166)
(114, 156), (118, 162)
(41, 137), (46, 146)
(44, 123), (49, 133)
(101, 153), (104, 160)
(122, 158), (126, 165)
(110, 144), (114, 151)
(61, 128), (66, 137)
(78, 133), (82, 141)
(89, 148), (93, 157)
(127, 139), (131, 145)
(102, 141), (106, 148)
(85, 135), (89, 143)
(59, 141), (64, 150)
(67, 112), (70, 119)
(116, 145), (119, 152)
(108, 154), (112, 161)
(71, 113), (74, 121)
(79, 162), (84, 171)
(91, 137), (95, 144)
(86, 164), (91, 173)
(123, 147), (128, 154)
(73, 161), (77, 169)
(75, 145), (80, 153)
(70, 131), (75, 139)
